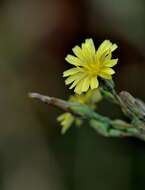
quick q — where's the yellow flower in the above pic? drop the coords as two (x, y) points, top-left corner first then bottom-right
(69, 88), (102, 109)
(63, 39), (118, 94)
(57, 89), (102, 134)
(57, 113), (75, 134)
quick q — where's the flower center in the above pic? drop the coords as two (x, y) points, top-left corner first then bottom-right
(81, 58), (101, 77)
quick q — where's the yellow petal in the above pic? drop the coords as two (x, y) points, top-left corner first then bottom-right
(69, 78), (80, 89)
(81, 76), (90, 92)
(98, 40), (111, 49)
(65, 55), (81, 66)
(74, 79), (85, 94)
(81, 43), (89, 58)
(57, 114), (66, 121)
(81, 39), (96, 60)
(63, 67), (79, 77)
(69, 73), (86, 89)
(103, 59), (118, 67)
(98, 72), (112, 79)
(90, 77), (99, 89)
(85, 39), (96, 55)
(65, 73), (81, 85)
(110, 44), (118, 52)
(99, 50), (112, 62)
(58, 113), (74, 134)
(97, 40), (112, 57)
(97, 40), (117, 58)
(101, 68), (115, 75)
(72, 45), (84, 60)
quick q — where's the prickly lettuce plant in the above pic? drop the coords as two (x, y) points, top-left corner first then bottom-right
(29, 39), (145, 141)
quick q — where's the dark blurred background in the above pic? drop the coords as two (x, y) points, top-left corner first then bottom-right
(0, 0), (145, 189)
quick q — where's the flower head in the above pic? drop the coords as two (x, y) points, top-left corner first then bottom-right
(57, 89), (102, 134)
(57, 113), (75, 134)
(63, 39), (118, 94)
(69, 88), (102, 109)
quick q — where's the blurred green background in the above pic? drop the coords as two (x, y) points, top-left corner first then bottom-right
(0, 0), (145, 189)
